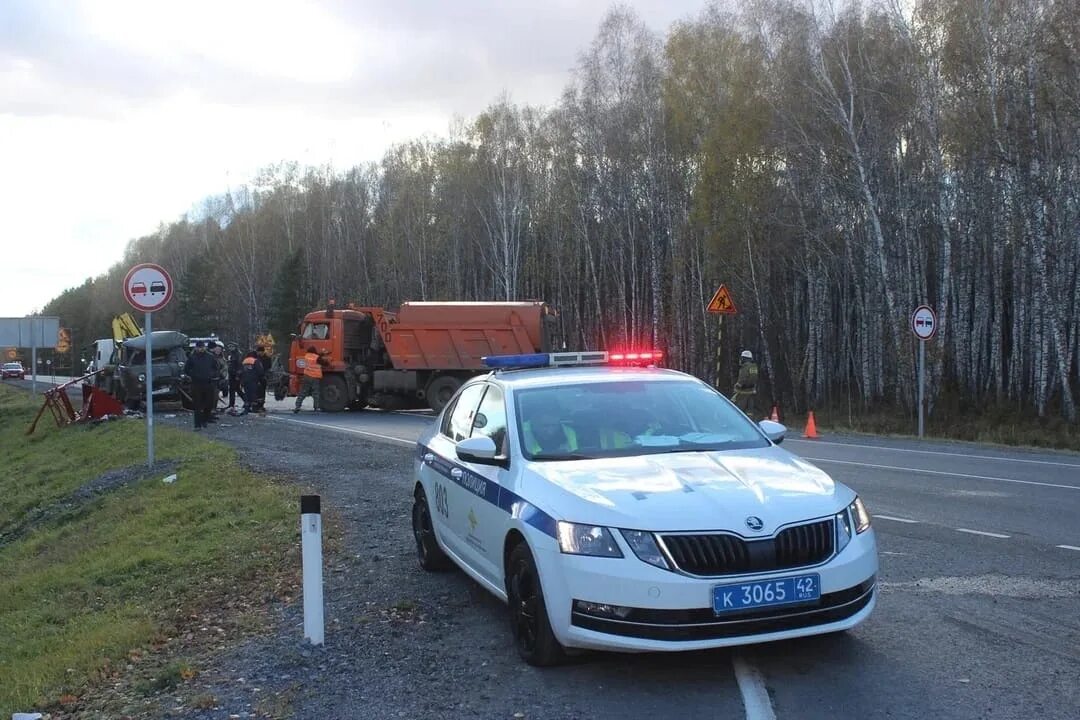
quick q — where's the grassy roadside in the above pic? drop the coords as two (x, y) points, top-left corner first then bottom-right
(806, 402), (1080, 452)
(0, 385), (297, 716)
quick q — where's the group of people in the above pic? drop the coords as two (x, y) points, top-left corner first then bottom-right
(183, 341), (274, 430)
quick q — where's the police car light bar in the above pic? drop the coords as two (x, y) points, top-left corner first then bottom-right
(481, 350), (662, 369)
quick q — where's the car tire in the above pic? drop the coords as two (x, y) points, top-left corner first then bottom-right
(507, 542), (566, 667)
(412, 487), (452, 572)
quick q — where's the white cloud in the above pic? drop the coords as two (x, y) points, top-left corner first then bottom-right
(0, 0), (705, 316)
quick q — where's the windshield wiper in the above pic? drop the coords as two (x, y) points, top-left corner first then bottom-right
(531, 452), (595, 461)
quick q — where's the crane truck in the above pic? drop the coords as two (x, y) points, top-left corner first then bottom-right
(281, 301), (557, 412)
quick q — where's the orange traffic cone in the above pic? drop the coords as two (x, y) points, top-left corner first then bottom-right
(770, 405), (780, 422)
(802, 411), (820, 439)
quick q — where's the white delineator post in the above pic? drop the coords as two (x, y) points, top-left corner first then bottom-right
(301, 494), (324, 646)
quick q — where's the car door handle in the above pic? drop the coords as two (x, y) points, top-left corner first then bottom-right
(450, 468), (463, 479)
(423, 453), (434, 464)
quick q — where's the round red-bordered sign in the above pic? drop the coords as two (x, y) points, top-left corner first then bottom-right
(911, 304), (937, 340)
(123, 263), (174, 313)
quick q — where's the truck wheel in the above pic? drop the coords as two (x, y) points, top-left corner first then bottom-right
(319, 375), (349, 413)
(426, 376), (461, 413)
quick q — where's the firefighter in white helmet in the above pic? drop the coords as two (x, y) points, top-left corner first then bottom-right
(732, 350), (759, 415)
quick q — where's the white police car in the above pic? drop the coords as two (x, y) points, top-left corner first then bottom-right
(412, 351), (878, 666)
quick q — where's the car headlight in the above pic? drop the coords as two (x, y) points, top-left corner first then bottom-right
(557, 522), (623, 557)
(850, 496), (872, 533)
(835, 508), (853, 554)
(835, 496), (871, 554)
(138, 373), (146, 382)
(620, 529), (670, 570)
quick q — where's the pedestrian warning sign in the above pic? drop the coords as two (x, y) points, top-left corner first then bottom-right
(706, 284), (737, 314)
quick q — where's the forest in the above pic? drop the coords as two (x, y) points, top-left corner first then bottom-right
(42, 0), (1080, 431)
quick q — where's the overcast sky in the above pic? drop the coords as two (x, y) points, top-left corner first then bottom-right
(0, 0), (706, 317)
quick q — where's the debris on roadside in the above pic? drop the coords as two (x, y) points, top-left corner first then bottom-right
(162, 474), (178, 484)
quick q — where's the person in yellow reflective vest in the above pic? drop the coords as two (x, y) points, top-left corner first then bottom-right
(294, 346), (328, 413)
(732, 349), (759, 416)
(522, 406), (578, 456)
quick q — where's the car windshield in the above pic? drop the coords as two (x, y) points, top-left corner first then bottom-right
(127, 347), (183, 365)
(3, 363), (21, 370)
(513, 379), (770, 461)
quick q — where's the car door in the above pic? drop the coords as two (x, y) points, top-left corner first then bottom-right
(422, 381), (487, 562)
(457, 382), (512, 585)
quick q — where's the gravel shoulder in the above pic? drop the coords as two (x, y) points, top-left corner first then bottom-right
(159, 410), (745, 720)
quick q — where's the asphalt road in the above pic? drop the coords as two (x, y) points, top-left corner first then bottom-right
(264, 399), (1080, 720)
(8, 378), (1079, 719)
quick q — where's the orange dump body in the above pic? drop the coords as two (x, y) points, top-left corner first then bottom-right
(386, 301), (551, 369)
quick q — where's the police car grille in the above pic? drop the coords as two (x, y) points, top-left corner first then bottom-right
(662, 519), (834, 576)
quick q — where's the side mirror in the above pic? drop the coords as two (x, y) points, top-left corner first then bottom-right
(758, 419), (786, 444)
(456, 435), (499, 464)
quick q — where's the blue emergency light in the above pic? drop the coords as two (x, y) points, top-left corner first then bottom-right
(481, 353), (553, 369)
(481, 350), (662, 369)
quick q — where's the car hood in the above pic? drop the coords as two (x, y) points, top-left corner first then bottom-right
(524, 446), (851, 535)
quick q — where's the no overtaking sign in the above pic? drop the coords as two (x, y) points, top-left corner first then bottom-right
(911, 305), (937, 340)
(123, 263), (174, 313)
(122, 262), (175, 468)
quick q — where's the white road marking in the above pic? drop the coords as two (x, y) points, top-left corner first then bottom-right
(732, 656), (777, 720)
(801, 456), (1080, 492)
(270, 416), (415, 446)
(955, 528), (1010, 539)
(874, 514), (920, 524)
(1056, 545), (1080, 552)
(787, 437), (1080, 469)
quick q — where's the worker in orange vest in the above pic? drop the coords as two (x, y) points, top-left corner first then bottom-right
(294, 345), (328, 413)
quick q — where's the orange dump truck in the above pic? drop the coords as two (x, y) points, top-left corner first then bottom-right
(284, 301), (557, 412)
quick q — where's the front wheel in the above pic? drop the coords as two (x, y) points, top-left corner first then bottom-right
(412, 487), (452, 572)
(507, 543), (566, 667)
(319, 375), (349, 413)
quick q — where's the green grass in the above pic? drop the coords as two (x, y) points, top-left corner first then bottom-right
(808, 399), (1080, 452)
(0, 386), (295, 714)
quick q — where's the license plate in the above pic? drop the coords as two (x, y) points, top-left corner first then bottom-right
(712, 574), (820, 614)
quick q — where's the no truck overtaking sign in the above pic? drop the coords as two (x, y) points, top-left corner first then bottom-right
(123, 263), (174, 313)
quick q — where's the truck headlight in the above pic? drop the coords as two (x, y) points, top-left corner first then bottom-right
(138, 373), (146, 382)
(620, 529), (669, 569)
(557, 522), (622, 557)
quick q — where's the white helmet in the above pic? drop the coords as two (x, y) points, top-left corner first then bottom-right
(740, 350), (753, 361)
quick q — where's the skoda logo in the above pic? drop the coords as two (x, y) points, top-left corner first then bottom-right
(745, 516), (764, 531)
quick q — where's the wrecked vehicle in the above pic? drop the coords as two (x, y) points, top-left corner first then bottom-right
(96, 331), (190, 410)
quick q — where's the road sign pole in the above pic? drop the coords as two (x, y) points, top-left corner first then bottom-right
(145, 311), (154, 467)
(917, 338), (925, 439)
(31, 318), (37, 394)
(714, 314), (723, 390)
